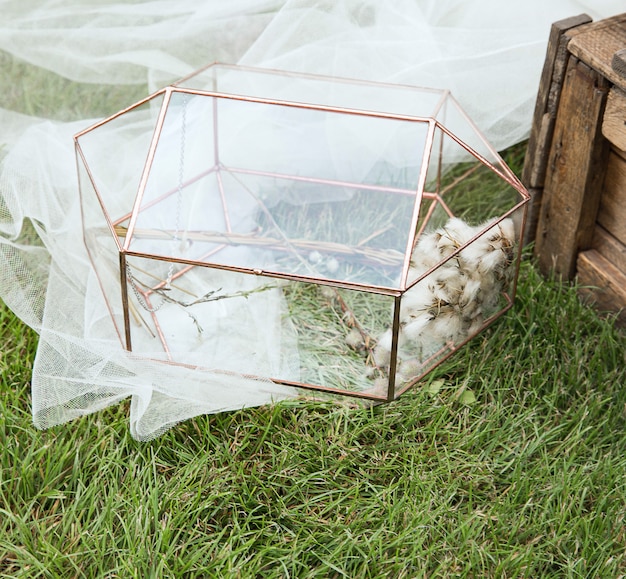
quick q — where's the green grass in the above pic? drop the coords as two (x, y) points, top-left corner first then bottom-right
(0, 50), (147, 123)
(2, 52), (626, 578)
(2, 257), (626, 578)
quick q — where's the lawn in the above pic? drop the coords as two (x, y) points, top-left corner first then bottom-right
(1, 52), (626, 578)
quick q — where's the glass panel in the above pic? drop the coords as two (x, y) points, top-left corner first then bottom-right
(128, 92), (428, 289)
(123, 256), (298, 377)
(435, 131), (523, 226)
(175, 63), (447, 119)
(75, 92), (166, 242)
(122, 257), (394, 397)
(392, 208), (525, 392)
(77, 151), (126, 346)
(215, 98), (428, 186)
(278, 279), (396, 397)
(434, 93), (513, 180)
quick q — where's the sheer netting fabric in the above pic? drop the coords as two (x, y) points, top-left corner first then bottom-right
(0, 0), (622, 439)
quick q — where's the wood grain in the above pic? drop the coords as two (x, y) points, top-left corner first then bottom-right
(568, 13), (626, 92)
(534, 57), (611, 278)
(602, 87), (626, 152)
(522, 14), (592, 245)
(597, 150), (626, 246)
(523, 13), (593, 189)
(592, 225), (626, 274)
(577, 249), (626, 326)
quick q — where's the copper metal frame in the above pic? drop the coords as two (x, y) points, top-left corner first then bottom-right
(75, 63), (530, 404)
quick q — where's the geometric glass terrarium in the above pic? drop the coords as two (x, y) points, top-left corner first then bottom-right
(75, 63), (529, 404)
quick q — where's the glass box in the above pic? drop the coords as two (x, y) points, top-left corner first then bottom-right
(75, 63), (529, 403)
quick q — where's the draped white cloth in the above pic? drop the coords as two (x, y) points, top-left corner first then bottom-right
(0, 0), (622, 439)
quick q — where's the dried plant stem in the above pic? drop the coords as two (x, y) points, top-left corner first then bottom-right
(113, 228), (404, 267)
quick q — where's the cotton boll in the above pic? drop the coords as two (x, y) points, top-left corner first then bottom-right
(430, 263), (467, 303)
(408, 255), (433, 283)
(406, 265), (421, 288)
(477, 276), (502, 313)
(401, 309), (432, 343)
(373, 329), (393, 367)
(413, 229), (441, 257)
(345, 327), (364, 351)
(428, 308), (465, 344)
(453, 217), (516, 316)
(448, 217), (478, 239)
(466, 314), (485, 337)
(373, 376), (389, 394)
(475, 218), (516, 275)
(459, 235), (491, 268)
(396, 358), (423, 384)
(409, 231), (441, 279)
(437, 217), (476, 258)
(458, 275), (482, 310)
(410, 218), (480, 282)
(476, 241), (512, 278)
(436, 231), (460, 259)
(373, 215), (517, 374)
(401, 278), (436, 316)
(376, 277), (437, 371)
(492, 220), (516, 282)
(477, 244), (509, 275)
(401, 262), (474, 353)
(492, 217), (515, 246)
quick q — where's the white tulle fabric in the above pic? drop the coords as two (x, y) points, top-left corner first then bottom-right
(0, 0), (622, 439)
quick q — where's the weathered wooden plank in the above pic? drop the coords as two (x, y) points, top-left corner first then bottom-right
(545, 17), (595, 115)
(597, 150), (626, 246)
(613, 145), (626, 163)
(525, 15), (593, 161)
(592, 225), (626, 274)
(568, 13), (626, 92)
(534, 56), (611, 279)
(523, 14), (593, 190)
(613, 49), (626, 81)
(602, 87), (626, 152)
(522, 14), (592, 246)
(577, 249), (626, 327)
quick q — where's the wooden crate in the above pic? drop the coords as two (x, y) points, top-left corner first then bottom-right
(523, 12), (626, 326)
